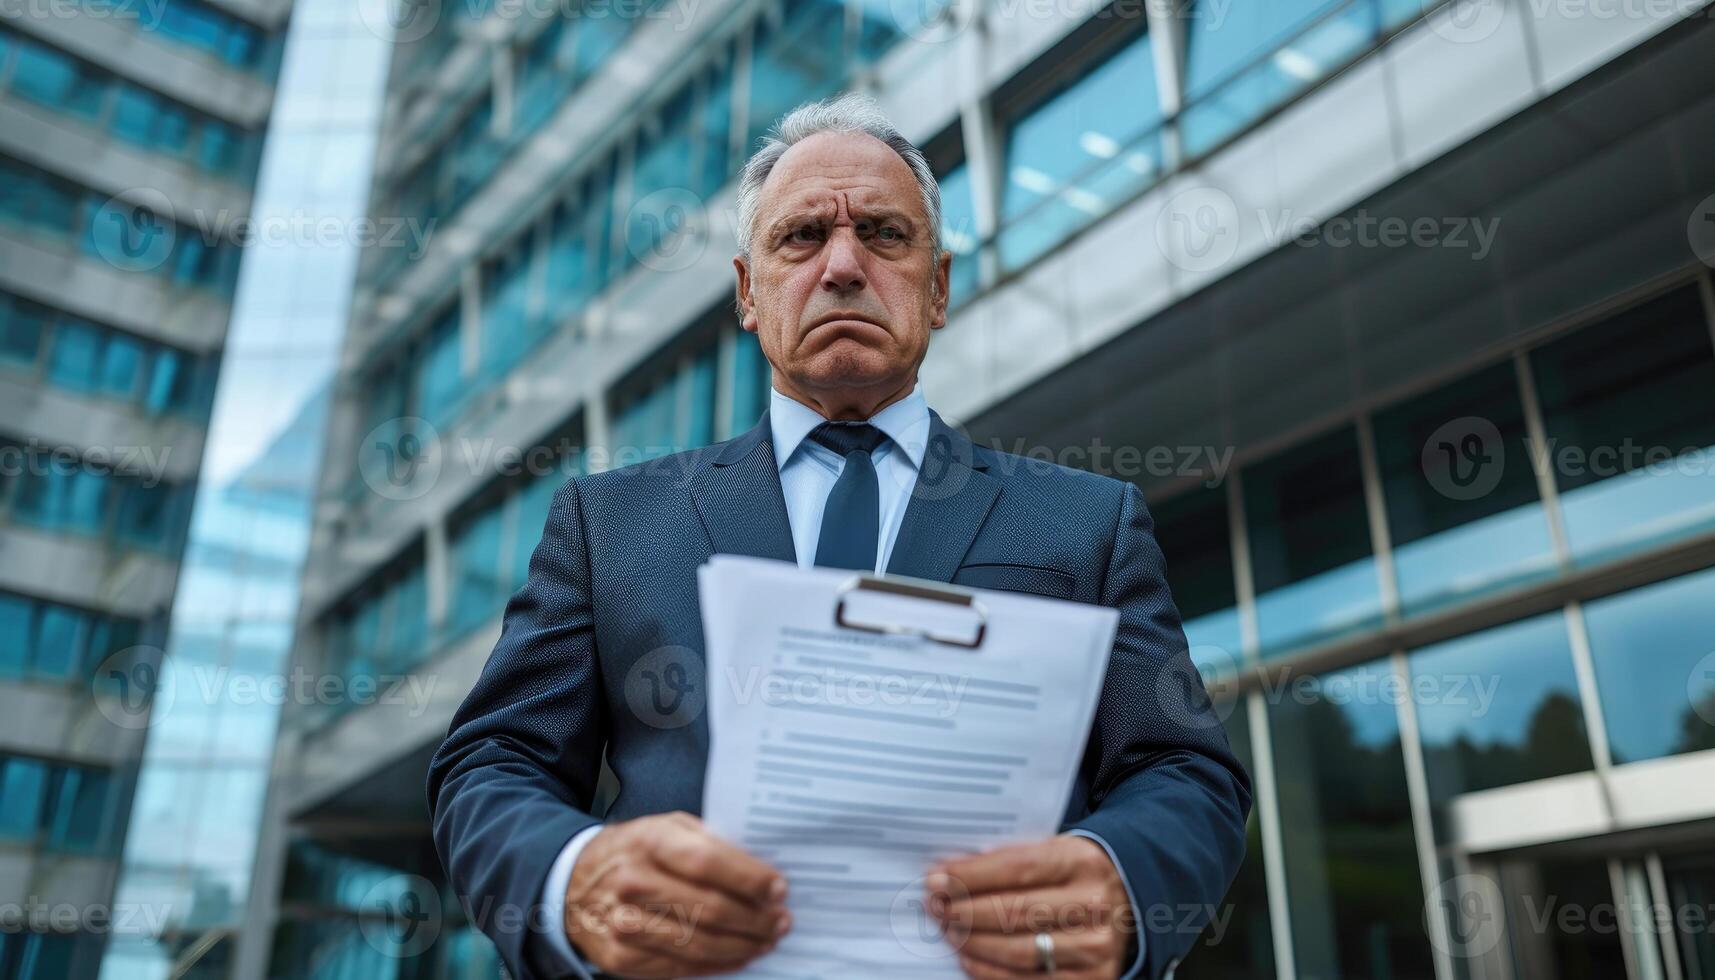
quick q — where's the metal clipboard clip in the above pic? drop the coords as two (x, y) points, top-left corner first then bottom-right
(832, 574), (989, 649)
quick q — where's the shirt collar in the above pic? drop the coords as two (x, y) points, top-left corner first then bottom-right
(770, 381), (930, 472)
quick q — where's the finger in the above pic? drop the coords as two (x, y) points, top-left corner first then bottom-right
(603, 863), (791, 943)
(939, 883), (1123, 933)
(649, 822), (787, 906)
(956, 926), (1117, 973)
(956, 951), (1113, 980)
(932, 840), (1080, 898)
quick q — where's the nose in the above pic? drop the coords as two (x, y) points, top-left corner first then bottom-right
(819, 227), (867, 296)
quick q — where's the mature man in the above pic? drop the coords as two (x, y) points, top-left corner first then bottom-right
(427, 93), (1250, 980)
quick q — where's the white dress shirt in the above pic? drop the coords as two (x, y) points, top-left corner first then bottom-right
(536, 381), (1142, 978)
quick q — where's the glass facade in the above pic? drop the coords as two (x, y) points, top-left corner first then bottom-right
(1583, 565), (1715, 765)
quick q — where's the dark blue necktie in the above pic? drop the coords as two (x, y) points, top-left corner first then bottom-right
(810, 422), (889, 571)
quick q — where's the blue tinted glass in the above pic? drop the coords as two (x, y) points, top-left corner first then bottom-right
(1150, 488), (1242, 674)
(0, 595), (31, 674)
(1245, 426), (1383, 657)
(110, 87), (159, 146)
(35, 606), (90, 678)
(99, 332), (143, 398)
(1410, 614), (1592, 814)
(745, 0), (847, 153)
(728, 328), (770, 435)
(698, 57), (735, 196)
(1374, 363), (1557, 615)
(480, 244), (533, 381)
(48, 319), (101, 391)
(9, 37), (106, 119)
(1532, 286), (1715, 566)
(415, 311), (463, 426)
(999, 27), (1161, 270)
(67, 469), (111, 532)
(571, 1), (632, 83)
(143, 347), (179, 414)
(937, 163), (980, 308)
(1583, 566), (1715, 765)
(0, 758), (49, 838)
(684, 346), (717, 448)
(48, 767), (111, 852)
(624, 90), (697, 275)
(1267, 659), (1429, 978)
(384, 567), (428, 670)
(1, 296), (47, 365)
(510, 472), (564, 588)
(116, 482), (177, 549)
(546, 198), (592, 321)
(1181, 0), (1377, 156)
(451, 507), (504, 636)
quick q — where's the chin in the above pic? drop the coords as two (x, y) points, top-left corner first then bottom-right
(803, 342), (897, 388)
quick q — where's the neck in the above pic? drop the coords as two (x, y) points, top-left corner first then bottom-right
(774, 375), (916, 421)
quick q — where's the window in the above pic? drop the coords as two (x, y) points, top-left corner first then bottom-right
(480, 240), (536, 382)
(1582, 566), (1715, 765)
(744, 0), (848, 154)
(0, 294), (47, 366)
(1150, 487), (1242, 672)
(623, 88), (699, 277)
(610, 344), (720, 463)
(1409, 613), (1592, 818)
(1178, 704), (1274, 979)
(1531, 286), (1715, 565)
(34, 606), (91, 679)
(728, 328), (771, 436)
(0, 757), (49, 840)
(1180, 0), (1382, 157)
(999, 24), (1161, 271)
(1373, 363), (1557, 615)
(698, 54), (736, 197)
(0, 590), (140, 682)
(8, 35), (105, 119)
(449, 505), (505, 638)
(1244, 426), (1384, 657)
(46, 767), (113, 853)
(510, 469), (567, 589)
(937, 162), (980, 308)
(1268, 659), (1431, 979)
(413, 309), (464, 427)
(48, 318), (102, 391)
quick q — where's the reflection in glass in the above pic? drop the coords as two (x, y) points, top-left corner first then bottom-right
(1532, 285), (1715, 565)
(998, 24), (1161, 271)
(745, 0), (848, 154)
(1268, 659), (1431, 979)
(1150, 486), (1243, 673)
(938, 161), (980, 308)
(1245, 426), (1384, 657)
(1497, 857), (1627, 978)
(1409, 614), (1591, 818)
(1177, 702), (1275, 979)
(1181, 0), (1381, 157)
(1374, 363), (1557, 615)
(1582, 565), (1715, 765)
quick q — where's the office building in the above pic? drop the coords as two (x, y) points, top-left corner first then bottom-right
(0, 0), (289, 975)
(253, 0), (1715, 976)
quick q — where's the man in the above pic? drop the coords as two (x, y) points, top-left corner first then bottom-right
(428, 93), (1249, 980)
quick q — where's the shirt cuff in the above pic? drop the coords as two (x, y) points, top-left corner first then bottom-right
(1063, 828), (1147, 980)
(538, 823), (605, 979)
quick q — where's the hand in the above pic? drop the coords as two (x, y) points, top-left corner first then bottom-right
(926, 835), (1133, 980)
(563, 811), (791, 977)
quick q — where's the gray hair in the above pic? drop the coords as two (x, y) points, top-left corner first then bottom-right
(733, 92), (943, 262)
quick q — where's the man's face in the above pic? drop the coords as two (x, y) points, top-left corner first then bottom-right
(734, 131), (951, 411)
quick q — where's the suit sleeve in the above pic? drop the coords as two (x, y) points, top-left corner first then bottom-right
(1063, 481), (1253, 979)
(426, 477), (608, 980)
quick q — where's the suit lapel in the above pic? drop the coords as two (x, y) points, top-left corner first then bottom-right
(884, 410), (1000, 583)
(688, 411), (797, 564)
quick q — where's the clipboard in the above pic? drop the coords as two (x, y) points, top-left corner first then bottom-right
(832, 574), (988, 649)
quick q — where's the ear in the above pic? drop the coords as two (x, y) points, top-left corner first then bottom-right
(929, 249), (953, 330)
(733, 253), (759, 334)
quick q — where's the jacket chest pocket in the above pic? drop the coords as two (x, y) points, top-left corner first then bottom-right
(952, 562), (1077, 600)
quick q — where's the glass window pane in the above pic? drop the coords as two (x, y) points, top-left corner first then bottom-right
(99, 332), (144, 399)
(48, 319), (102, 391)
(1245, 426), (1383, 657)
(697, 56), (735, 197)
(116, 482), (177, 549)
(48, 767), (112, 852)
(451, 508), (504, 637)
(624, 89), (697, 276)
(1410, 613), (1592, 817)
(35, 606), (91, 679)
(1268, 659), (1431, 978)
(0, 595), (33, 675)
(510, 470), (566, 589)
(937, 162), (980, 308)
(684, 346), (717, 448)
(1583, 566), (1715, 765)
(0, 758), (49, 839)
(1150, 487), (1242, 673)
(1531, 285), (1715, 565)
(1177, 703), (1275, 979)
(999, 27), (1161, 271)
(1374, 363), (1556, 615)
(1181, 0), (1378, 156)
(9, 37), (106, 119)
(0, 296), (47, 366)
(480, 243), (533, 382)
(728, 327), (770, 436)
(744, 0), (848, 154)
(414, 310), (463, 427)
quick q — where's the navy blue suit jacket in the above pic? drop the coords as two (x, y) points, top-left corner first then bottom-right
(427, 409), (1251, 979)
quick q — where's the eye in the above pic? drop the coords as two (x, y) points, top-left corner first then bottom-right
(785, 224), (823, 245)
(876, 225), (906, 242)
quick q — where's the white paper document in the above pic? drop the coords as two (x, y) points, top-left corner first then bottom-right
(696, 556), (1119, 978)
